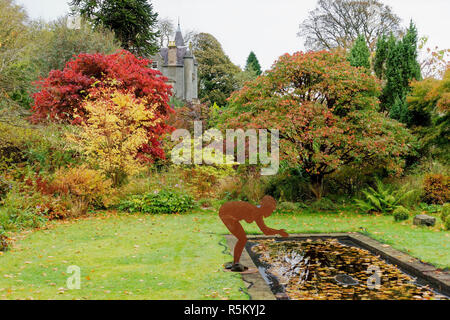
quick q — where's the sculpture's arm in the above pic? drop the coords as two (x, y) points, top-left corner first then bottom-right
(255, 217), (288, 237)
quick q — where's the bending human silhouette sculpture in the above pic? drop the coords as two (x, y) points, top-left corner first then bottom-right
(219, 195), (289, 272)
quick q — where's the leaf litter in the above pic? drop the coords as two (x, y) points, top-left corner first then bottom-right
(251, 239), (448, 300)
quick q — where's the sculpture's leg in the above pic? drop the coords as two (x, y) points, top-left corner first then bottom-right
(220, 217), (247, 265)
(233, 233), (247, 264)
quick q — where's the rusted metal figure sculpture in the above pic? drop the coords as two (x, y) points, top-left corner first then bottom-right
(219, 195), (289, 272)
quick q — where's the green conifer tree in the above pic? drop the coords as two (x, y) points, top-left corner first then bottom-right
(245, 51), (262, 76)
(374, 34), (389, 79)
(348, 35), (370, 69)
(380, 22), (421, 124)
(381, 35), (403, 111)
(70, 0), (160, 56)
(401, 21), (422, 87)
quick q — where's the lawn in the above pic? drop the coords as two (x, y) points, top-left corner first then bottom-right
(0, 209), (448, 300)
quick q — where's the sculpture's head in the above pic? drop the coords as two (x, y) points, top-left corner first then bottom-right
(260, 195), (277, 217)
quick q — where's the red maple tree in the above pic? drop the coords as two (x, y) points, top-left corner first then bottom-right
(31, 50), (174, 161)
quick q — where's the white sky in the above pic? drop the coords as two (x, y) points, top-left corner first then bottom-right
(16, 0), (450, 71)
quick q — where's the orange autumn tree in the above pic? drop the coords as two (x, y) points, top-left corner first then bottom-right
(223, 51), (414, 198)
(69, 87), (161, 186)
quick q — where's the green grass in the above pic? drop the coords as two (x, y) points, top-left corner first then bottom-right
(0, 209), (448, 300)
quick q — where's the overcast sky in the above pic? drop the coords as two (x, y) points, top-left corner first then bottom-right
(16, 0), (450, 70)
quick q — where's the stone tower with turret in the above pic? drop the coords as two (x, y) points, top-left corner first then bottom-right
(151, 23), (198, 102)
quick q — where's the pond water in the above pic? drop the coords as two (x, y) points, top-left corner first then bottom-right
(249, 238), (448, 300)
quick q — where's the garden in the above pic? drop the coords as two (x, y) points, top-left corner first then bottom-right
(0, 0), (449, 301)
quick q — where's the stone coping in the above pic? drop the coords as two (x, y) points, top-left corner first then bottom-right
(224, 232), (450, 300)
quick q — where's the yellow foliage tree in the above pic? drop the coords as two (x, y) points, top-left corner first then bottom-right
(70, 88), (161, 186)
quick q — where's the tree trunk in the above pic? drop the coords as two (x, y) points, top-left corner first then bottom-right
(309, 174), (324, 199)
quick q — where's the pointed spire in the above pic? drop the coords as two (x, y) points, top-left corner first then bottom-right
(174, 18), (185, 47)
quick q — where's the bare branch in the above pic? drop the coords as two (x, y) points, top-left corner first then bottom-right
(298, 0), (401, 52)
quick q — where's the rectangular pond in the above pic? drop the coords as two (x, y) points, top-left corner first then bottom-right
(244, 235), (449, 300)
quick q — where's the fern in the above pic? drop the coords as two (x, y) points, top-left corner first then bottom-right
(355, 178), (412, 214)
